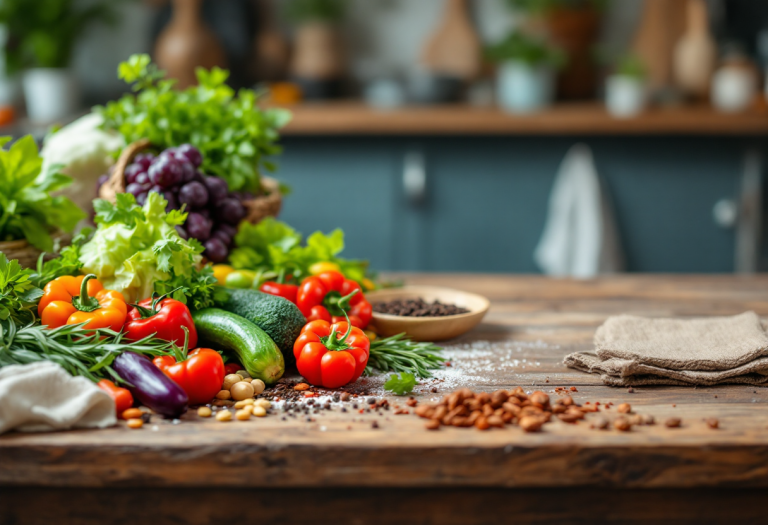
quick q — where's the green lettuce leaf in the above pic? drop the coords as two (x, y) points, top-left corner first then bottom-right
(79, 192), (203, 303)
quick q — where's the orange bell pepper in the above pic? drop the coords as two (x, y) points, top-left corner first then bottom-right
(38, 274), (128, 331)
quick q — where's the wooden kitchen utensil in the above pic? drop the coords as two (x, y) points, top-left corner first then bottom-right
(632, 0), (687, 95)
(155, 0), (227, 89)
(421, 0), (481, 80)
(673, 0), (716, 100)
(367, 286), (490, 342)
(252, 0), (290, 82)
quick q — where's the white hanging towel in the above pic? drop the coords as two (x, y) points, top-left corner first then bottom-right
(0, 362), (116, 434)
(534, 143), (624, 278)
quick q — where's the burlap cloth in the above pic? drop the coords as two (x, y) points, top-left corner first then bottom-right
(564, 311), (768, 386)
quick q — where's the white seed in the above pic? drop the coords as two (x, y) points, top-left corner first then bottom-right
(254, 399), (271, 410)
(197, 406), (212, 418)
(252, 406), (267, 417)
(215, 409), (232, 422)
(215, 390), (231, 400)
(235, 409), (251, 421)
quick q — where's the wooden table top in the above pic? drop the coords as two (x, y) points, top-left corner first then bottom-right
(280, 102), (768, 136)
(3, 274), (768, 490)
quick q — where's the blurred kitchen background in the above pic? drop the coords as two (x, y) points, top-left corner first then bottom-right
(2, 0), (768, 275)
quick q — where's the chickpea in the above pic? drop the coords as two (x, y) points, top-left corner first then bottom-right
(215, 409), (232, 422)
(234, 399), (255, 409)
(238, 377), (252, 383)
(230, 381), (255, 401)
(197, 406), (212, 418)
(252, 406), (267, 417)
(127, 418), (143, 429)
(222, 374), (242, 390)
(251, 379), (266, 395)
(254, 399), (271, 410)
(235, 409), (251, 421)
(215, 389), (231, 400)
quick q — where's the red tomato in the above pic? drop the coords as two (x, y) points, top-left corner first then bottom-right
(153, 348), (225, 405)
(294, 319), (370, 389)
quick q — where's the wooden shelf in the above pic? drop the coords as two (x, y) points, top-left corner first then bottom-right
(280, 101), (768, 136)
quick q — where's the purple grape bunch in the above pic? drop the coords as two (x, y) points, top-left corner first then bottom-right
(96, 144), (247, 263)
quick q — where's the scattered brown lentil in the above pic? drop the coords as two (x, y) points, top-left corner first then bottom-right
(665, 417), (682, 428)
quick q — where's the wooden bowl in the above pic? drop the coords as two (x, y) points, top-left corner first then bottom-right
(366, 286), (490, 342)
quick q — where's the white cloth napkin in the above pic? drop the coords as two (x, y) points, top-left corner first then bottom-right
(0, 362), (116, 434)
(534, 143), (624, 278)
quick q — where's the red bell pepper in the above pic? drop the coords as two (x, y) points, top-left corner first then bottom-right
(296, 271), (372, 329)
(152, 329), (225, 405)
(293, 317), (370, 388)
(124, 293), (197, 348)
(259, 281), (299, 304)
(97, 379), (134, 416)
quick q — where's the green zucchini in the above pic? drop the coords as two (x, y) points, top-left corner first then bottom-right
(192, 308), (285, 385)
(215, 287), (306, 361)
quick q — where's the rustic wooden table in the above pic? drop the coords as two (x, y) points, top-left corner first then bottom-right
(2, 275), (768, 525)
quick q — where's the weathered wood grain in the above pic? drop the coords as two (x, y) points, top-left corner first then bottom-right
(3, 487), (768, 525)
(2, 274), (768, 495)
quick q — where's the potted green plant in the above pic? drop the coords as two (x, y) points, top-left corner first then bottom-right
(506, 0), (608, 100)
(605, 54), (647, 118)
(486, 31), (564, 113)
(0, 0), (118, 122)
(287, 0), (346, 99)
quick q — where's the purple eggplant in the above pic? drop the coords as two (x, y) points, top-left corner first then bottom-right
(113, 352), (188, 418)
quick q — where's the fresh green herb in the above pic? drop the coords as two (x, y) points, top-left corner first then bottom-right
(485, 31), (565, 68)
(154, 265), (225, 311)
(286, 0), (346, 23)
(384, 372), (418, 396)
(79, 192), (209, 304)
(0, 320), (172, 382)
(505, 0), (609, 14)
(29, 227), (92, 289)
(615, 54), (647, 80)
(0, 135), (85, 251)
(230, 217), (371, 285)
(365, 333), (444, 378)
(0, 254), (41, 325)
(98, 54), (291, 192)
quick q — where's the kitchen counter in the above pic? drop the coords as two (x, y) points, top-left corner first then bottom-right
(3, 274), (768, 524)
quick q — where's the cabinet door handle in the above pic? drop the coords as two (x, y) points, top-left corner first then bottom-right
(403, 150), (426, 204)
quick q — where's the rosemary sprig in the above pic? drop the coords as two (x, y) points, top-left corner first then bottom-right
(0, 320), (173, 383)
(365, 333), (444, 378)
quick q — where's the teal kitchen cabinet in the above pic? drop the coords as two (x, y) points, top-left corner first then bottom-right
(275, 136), (762, 273)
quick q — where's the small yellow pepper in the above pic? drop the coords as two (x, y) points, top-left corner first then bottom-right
(212, 264), (235, 285)
(309, 261), (341, 276)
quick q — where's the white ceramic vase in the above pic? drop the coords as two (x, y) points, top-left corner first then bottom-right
(22, 68), (79, 122)
(605, 75), (646, 118)
(711, 65), (757, 113)
(497, 61), (555, 113)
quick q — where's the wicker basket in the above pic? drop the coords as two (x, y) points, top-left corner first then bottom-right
(98, 139), (282, 224)
(0, 232), (72, 269)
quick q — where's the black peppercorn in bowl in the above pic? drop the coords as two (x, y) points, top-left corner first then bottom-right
(366, 286), (490, 342)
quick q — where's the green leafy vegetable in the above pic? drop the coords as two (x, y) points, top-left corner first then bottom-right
(366, 333), (444, 378)
(384, 372), (418, 396)
(230, 217), (370, 285)
(0, 253), (41, 325)
(29, 227), (92, 289)
(0, 135), (85, 250)
(154, 265), (225, 311)
(79, 192), (208, 304)
(0, 320), (172, 382)
(98, 54), (291, 192)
